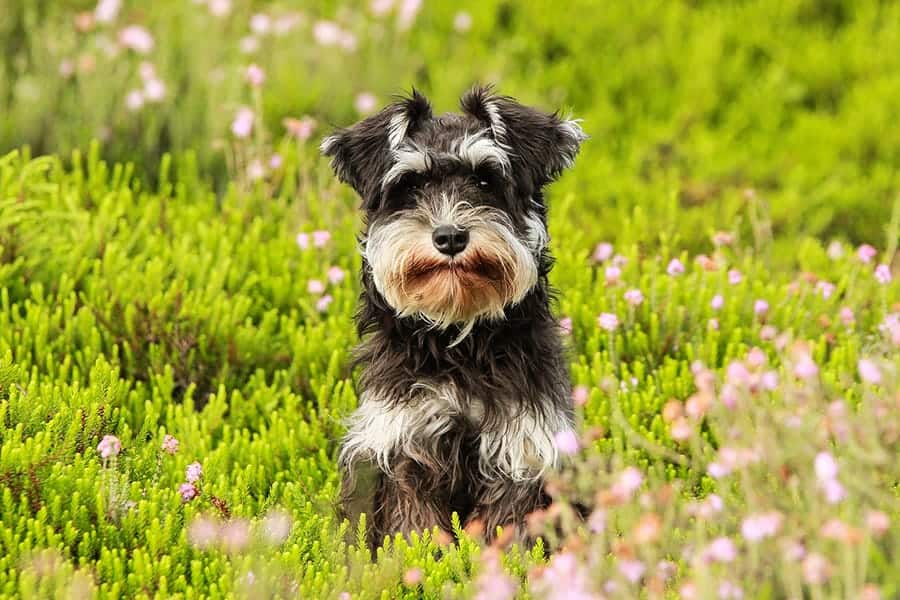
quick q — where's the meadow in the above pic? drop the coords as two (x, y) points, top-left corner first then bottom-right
(1, 0), (898, 598)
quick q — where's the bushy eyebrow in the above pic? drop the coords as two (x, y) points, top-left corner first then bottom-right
(380, 131), (510, 190)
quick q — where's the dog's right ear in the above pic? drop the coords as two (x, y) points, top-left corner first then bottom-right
(321, 89), (433, 208)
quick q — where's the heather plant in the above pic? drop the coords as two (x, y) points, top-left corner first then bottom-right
(2, 0), (900, 599)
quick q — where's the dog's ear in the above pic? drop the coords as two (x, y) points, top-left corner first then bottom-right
(460, 86), (586, 189)
(321, 89), (433, 208)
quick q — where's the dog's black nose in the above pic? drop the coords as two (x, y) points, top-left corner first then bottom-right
(432, 225), (469, 256)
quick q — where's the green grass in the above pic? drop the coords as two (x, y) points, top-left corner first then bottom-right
(1, 0), (899, 598)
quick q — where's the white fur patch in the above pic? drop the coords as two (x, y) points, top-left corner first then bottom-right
(455, 132), (511, 174)
(524, 211), (548, 253)
(556, 119), (588, 169)
(483, 100), (509, 149)
(319, 134), (340, 155)
(382, 146), (430, 188)
(387, 112), (409, 150)
(340, 384), (569, 481)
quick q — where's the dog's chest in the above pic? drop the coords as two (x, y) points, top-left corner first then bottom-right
(341, 383), (569, 481)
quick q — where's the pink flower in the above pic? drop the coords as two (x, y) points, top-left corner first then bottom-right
(712, 231), (734, 247)
(94, 0), (121, 24)
(179, 482), (199, 502)
(307, 279), (325, 295)
(816, 281), (835, 299)
(588, 508), (606, 533)
(143, 78), (165, 102)
(802, 553), (831, 584)
(559, 317), (572, 334)
(858, 358), (882, 384)
(220, 519), (251, 553)
(728, 269), (742, 285)
(261, 510), (292, 544)
(618, 559), (645, 583)
(327, 266), (346, 284)
(208, 0), (232, 18)
(284, 116), (316, 140)
(403, 568), (423, 586)
(187, 515), (219, 548)
(118, 26), (154, 54)
(711, 294), (724, 310)
(269, 154), (283, 170)
(571, 385), (589, 406)
(246, 160), (265, 181)
(794, 355), (818, 379)
(296, 233), (310, 250)
(250, 13), (271, 35)
(746, 347), (766, 368)
(839, 307), (855, 326)
(707, 462), (730, 479)
(245, 64), (265, 87)
(814, 452), (838, 481)
(231, 107), (254, 138)
(354, 92), (377, 115)
(679, 582), (698, 599)
(822, 478), (846, 504)
(865, 511), (890, 537)
(125, 90), (144, 111)
(313, 20), (342, 46)
(604, 265), (621, 285)
(453, 11), (473, 32)
(553, 430), (579, 455)
(759, 325), (776, 340)
(874, 264), (892, 284)
(881, 314), (900, 345)
(857, 244), (877, 263)
(702, 537), (737, 563)
(624, 289), (644, 306)
(616, 467), (643, 495)
(312, 230), (331, 247)
(162, 434), (179, 455)
(718, 581), (743, 599)
(186, 462), (203, 483)
(741, 511), (783, 542)
(396, 0), (423, 30)
(726, 361), (750, 386)
(670, 418), (693, 441)
(611, 254), (628, 267)
(753, 299), (769, 316)
(827, 240), (844, 260)
(597, 312), (619, 331)
(97, 435), (122, 458)
(709, 317), (720, 328)
(316, 295), (333, 313)
(370, 0), (395, 17)
(592, 242), (614, 263)
(761, 371), (779, 390)
(666, 258), (684, 276)
(240, 36), (260, 54)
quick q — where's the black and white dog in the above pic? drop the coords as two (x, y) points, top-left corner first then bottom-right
(321, 86), (586, 550)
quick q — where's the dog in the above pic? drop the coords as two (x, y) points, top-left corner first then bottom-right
(321, 86), (586, 551)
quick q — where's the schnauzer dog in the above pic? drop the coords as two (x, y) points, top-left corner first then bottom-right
(321, 86), (586, 550)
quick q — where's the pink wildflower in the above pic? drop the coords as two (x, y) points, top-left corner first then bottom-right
(616, 467), (643, 495)
(702, 537), (737, 563)
(712, 231), (734, 247)
(711, 294), (724, 310)
(312, 230), (331, 247)
(754, 299), (769, 316)
(572, 385), (589, 406)
(618, 559), (645, 583)
(186, 462), (203, 483)
(827, 241), (844, 260)
(249, 13), (271, 35)
(307, 279), (325, 295)
(741, 511), (783, 542)
(822, 478), (846, 504)
(592, 242), (614, 262)
(624, 289), (644, 306)
(598, 312), (619, 332)
(246, 160), (265, 181)
(296, 233), (310, 250)
(179, 483), (199, 502)
(316, 295), (333, 313)
(208, 0), (232, 18)
(839, 307), (855, 326)
(816, 281), (835, 299)
(403, 568), (423, 586)
(666, 258), (684, 276)
(162, 434), (179, 455)
(396, 0), (423, 30)
(245, 64), (265, 87)
(802, 553), (831, 584)
(94, 0), (120, 23)
(284, 116), (316, 141)
(187, 515), (219, 548)
(728, 269), (742, 285)
(143, 78), (165, 102)
(794, 355), (818, 379)
(327, 266), (346, 285)
(231, 107), (254, 138)
(814, 452), (838, 481)
(453, 11), (473, 32)
(125, 90), (144, 111)
(718, 581), (744, 599)
(354, 92), (377, 115)
(865, 511), (890, 537)
(604, 265), (621, 285)
(119, 25), (154, 53)
(97, 435), (122, 458)
(874, 264), (892, 284)
(857, 244), (877, 263)
(858, 359), (882, 384)
(220, 519), (251, 553)
(269, 154), (283, 169)
(553, 430), (579, 455)
(588, 508), (606, 534)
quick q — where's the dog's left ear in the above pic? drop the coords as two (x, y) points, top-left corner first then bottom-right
(321, 89), (433, 208)
(460, 86), (587, 189)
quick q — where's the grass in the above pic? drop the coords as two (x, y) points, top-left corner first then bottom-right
(1, 0), (899, 598)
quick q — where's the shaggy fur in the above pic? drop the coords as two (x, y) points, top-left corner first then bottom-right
(322, 86), (586, 551)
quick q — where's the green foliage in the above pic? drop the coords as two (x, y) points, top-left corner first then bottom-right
(0, 1), (898, 598)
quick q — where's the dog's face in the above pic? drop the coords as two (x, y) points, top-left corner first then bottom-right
(322, 87), (585, 335)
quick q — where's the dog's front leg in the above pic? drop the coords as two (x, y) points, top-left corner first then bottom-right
(468, 477), (549, 544)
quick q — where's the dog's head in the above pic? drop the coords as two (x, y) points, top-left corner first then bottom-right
(322, 86), (586, 338)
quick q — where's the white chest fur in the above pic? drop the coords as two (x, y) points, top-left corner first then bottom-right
(340, 383), (569, 481)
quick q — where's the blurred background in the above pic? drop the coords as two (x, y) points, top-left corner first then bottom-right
(2, 0), (899, 258)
